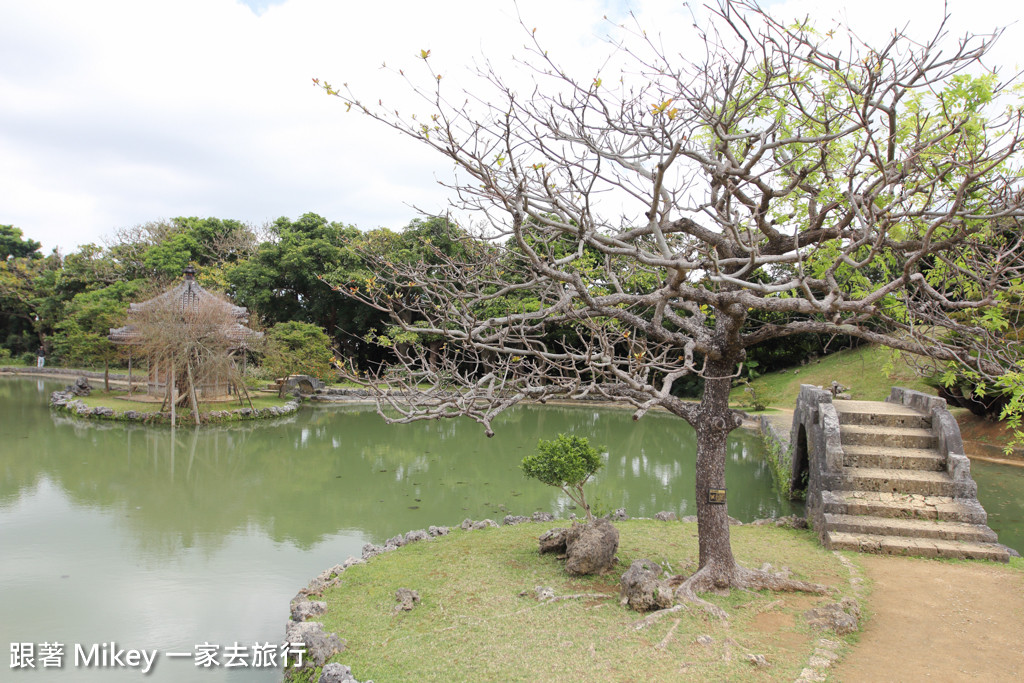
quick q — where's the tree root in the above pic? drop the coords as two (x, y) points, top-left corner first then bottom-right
(673, 579), (729, 620)
(522, 586), (616, 603)
(632, 604), (688, 629)
(544, 592), (614, 603)
(655, 618), (681, 649)
(634, 563), (830, 627)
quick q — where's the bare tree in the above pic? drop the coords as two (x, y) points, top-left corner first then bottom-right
(317, 1), (1024, 610)
(118, 272), (262, 426)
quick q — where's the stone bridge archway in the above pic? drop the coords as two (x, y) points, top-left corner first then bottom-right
(278, 375), (325, 397)
(787, 384), (1008, 561)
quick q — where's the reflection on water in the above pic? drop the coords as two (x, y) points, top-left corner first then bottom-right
(0, 376), (801, 681)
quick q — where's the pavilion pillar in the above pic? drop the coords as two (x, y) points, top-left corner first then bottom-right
(170, 355), (176, 428)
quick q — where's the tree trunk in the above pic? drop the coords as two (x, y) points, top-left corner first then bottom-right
(160, 358), (171, 412)
(428, 340), (442, 370)
(241, 380), (255, 410)
(649, 350), (831, 619)
(170, 356), (176, 428)
(693, 357), (739, 583)
(186, 361), (201, 426)
(104, 360), (110, 392)
(396, 308), (414, 359)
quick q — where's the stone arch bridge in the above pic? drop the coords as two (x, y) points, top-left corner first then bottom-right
(786, 385), (1009, 562)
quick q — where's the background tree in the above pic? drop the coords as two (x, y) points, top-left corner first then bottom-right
(262, 320), (336, 381)
(10, 218), (260, 361)
(320, 1), (1024, 610)
(0, 225), (42, 261)
(133, 217), (259, 284)
(30, 243), (131, 349)
(226, 213), (366, 349)
(352, 216), (484, 365)
(49, 280), (149, 389)
(0, 225), (47, 356)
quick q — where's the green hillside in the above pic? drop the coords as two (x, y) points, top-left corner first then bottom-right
(730, 344), (937, 410)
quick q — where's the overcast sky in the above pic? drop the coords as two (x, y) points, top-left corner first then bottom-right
(1, 0), (1021, 254)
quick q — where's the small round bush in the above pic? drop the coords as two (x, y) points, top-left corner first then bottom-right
(521, 434), (604, 520)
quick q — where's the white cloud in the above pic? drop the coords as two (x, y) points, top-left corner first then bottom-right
(0, 0), (1020, 253)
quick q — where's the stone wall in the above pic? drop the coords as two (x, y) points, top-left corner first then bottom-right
(789, 384), (846, 540)
(48, 378), (300, 424)
(887, 387), (976, 495)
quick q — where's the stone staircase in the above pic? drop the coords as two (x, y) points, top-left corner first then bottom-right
(819, 399), (1008, 562)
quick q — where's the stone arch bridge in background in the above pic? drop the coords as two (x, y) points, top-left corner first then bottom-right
(785, 385), (1009, 562)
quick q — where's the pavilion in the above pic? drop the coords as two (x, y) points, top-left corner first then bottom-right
(109, 266), (261, 398)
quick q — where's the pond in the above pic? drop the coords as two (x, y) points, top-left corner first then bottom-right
(971, 460), (1024, 554)
(8, 376), (1020, 680)
(0, 376), (793, 681)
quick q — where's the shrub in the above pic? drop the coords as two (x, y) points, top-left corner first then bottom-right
(521, 434), (604, 521)
(736, 381), (776, 412)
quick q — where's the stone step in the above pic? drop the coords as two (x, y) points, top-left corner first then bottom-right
(841, 444), (945, 471)
(839, 424), (937, 449)
(833, 400), (932, 429)
(824, 513), (998, 543)
(825, 530), (1009, 562)
(839, 467), (958, 497)
(822, 490), (988, 524)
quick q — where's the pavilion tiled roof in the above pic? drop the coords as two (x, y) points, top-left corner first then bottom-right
(109, 266), (261, 347)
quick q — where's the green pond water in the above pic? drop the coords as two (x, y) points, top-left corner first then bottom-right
(0, 376), (1019, 681)
(971, 460), (1024, 555)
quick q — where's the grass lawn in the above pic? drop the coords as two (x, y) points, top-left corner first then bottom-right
(730, 344), (937, 409)
(301, 521), (859, 683)
(0, 359), (35, 368)
(731, 343), (1024, 459)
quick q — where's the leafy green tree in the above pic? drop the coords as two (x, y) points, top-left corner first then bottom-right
(3, 218), (258, 359)
(262, 321), (336, 381)
(926, 270), (1024, 446)
(0, 225), (42, 261)
(0, 226), (47, 355)
(28, 244), (123, 354)
(135, 217), (257, 283)
(226, 213), (365, 342)
(0, 258), (43, 355)
(347, 217), (486, 365)
(141, 230), (201, 282)
(228, 213), (480, 370)
(49, 280), (149, 388)
(521, 434), (604, 521)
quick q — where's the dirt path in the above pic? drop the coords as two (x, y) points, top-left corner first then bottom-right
(833, 554), (1024, 682)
